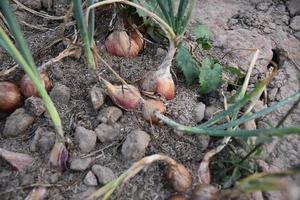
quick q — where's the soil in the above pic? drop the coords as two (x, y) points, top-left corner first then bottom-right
(0, 0), (300, 200)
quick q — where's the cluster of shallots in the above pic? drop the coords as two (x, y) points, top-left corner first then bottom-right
(0, 71), (52, 113)
(103, 26), (175, 123)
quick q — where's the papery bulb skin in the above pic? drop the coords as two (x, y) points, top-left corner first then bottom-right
(140, 69), (175, 100)
(20, 72), (52, 98)
(166, 163), (193, 193)
(105, 81), (141, 111)
(156, 72), (175, 100)
(49, 142), (69, 171)
(0, 82), (23, 112)
(105, 30), (143, 58)
(142, 99), (165, 123)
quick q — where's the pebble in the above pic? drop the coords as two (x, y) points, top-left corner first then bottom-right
(91, 165), (115, 185)
(74, 126), (97, 153)
(241, 119), (257, 130)
(290, 16), (300, 31)
(97, 106), (122, 124)
(49, 173), (60, 184)
(193, 102), (206, 123)
(89, 86), (105, 111)
(30, 127), (56, 153)
(95, 123), (120, 143)
(24, 97), (45, 116)
(83, 171), (98, 186)
(70, 157), (92, 171)
(121, 130), (150, 160)
(3, 108), (34, 137)
(156, 47), (167, 56)
(50, 83), (71, 105)
(204, 106), (219, 120)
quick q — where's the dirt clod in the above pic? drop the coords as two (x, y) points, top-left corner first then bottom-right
(70, 157), (92, 171)
(50, 83), (71, 105)
(97, 106), (122, 124)
(121, 130), (150, 160)
(25, 97), (46, 117)
(193, 102), (206, 123)
(30, 127), (55, 153)
(94, 123), (121, 143)
(74, 126), (97, 153)
(83, 171), (98, 186)
(3, 108), (34, 137)
(91, 165), (115, 185)
(290, 16), (300, 31)
(89, 86), (105, 111)
(204, 105), (219, 120)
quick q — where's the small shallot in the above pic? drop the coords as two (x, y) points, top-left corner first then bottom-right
(0, 148), (33, 171)
(105, 30), (144, 58)
(20, 72), (52, 98)
(142, 99), (165, 123)
(166, 162), (193, 193)
(0, 81), (23, 112)
(102, 79), (141, 111)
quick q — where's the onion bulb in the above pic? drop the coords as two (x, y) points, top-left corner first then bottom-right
(102, 79), (141, 111)
(166, 162), (193, 193)
(20, 72), (52, 98)
(140, 68), (175, 100)
(0, 81), (23, 112)
(142, 99), (165, 123)
(105, 30), (144, 58)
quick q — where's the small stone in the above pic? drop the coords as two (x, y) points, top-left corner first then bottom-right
(204, 106), (219, 120)
(89, 86), (105, 111)
(97, 106), (122, 124)
(256, 2), (271, 11)
(75, 186), (97, 200)
(193, 102), (206, 123)
(241, 119), (257, 130)
(287, 0), (300, 16)
(121, 130), (150, 160)
(49, 173), (59, 184)
(70, 157), (92, 171)
(92, 165), (115, 185)
(156, 47), (167, 56)
(83, 171), (98, 186)
(263, 27), (272, 34)
(30, 127), (56, 153)
(290, 16), (300, 31)
(3, 108), (34, 137)
(294, 31), (300, 41)
(25, 97), (45, 116)
(50, 83), (71, 105)
(95, 123), (120, 143)
(74, 126), (97, 153)
(252, 100), (267, 113)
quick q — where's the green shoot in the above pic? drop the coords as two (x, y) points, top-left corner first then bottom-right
(72, 0), (96, 73)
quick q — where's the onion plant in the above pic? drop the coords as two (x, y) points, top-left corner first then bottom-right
(0, 0), (68, 170)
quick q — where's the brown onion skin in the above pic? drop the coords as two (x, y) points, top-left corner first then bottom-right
(166, 163), (193, 193)
(0, 82), (23, 112)
(168, 194), (188, 200)
(156, 76), (175, 100)
(142, 99), (165, 123)
(191, 184), (218, 200)
(106, 83), (141, 111)
(105, 30), (143, 58)
(20, 72), (52, 98)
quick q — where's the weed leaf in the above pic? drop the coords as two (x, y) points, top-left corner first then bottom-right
(199, 58), (222, 94)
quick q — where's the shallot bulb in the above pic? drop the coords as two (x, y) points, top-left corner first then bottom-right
(103, 79), (141, 111)
(140, 68), (175, 100)
(105, 30), (144, 58)
(20, 72), (52, 98)
(166, 162), (193, 193)
(0, 81), (23, 112)
(142, 99), (165, 123)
